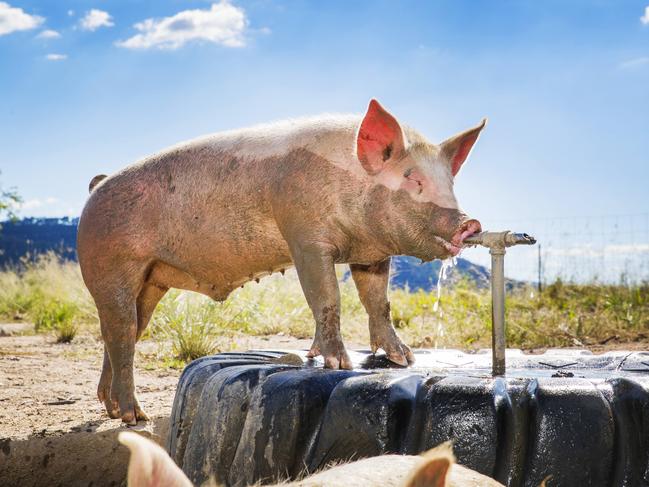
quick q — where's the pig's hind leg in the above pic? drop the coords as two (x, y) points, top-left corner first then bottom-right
(350, 259), (415, 366)
(97, 346), (119, 418)
(96, 283), (165, 422)
(93, 267), (154, 424)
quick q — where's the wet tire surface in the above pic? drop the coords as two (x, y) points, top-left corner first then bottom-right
(167, 349), (649, 487)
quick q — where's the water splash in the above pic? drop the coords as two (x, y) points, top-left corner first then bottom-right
(433, 257), (456, 313)
(432, 257), (456, 346)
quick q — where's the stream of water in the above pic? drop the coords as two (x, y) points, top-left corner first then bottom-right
(432, 257), (456, 346)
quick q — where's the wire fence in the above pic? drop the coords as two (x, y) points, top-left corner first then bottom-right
(461, 212), (649, 285)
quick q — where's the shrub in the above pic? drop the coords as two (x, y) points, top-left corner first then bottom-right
(32, 297), (77, 331)
(152, 292), (222, 362)
(55, 320), (79, 343)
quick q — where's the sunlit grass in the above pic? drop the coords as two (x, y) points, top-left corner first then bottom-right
(0, 253), (95, 343)
(1, 254), (647, 362)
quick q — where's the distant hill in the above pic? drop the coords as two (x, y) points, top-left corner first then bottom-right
(0, 217), (491, 290)
(391, 256), (490, 290)
(0, 217), (78, 265)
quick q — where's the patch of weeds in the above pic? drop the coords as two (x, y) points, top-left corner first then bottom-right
(32, 298), (78, 331)
(152, 293), (223, 362)
(56, 320), (79, 343)
(160, 357), (188, 370)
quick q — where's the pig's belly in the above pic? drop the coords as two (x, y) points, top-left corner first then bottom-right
(147, 229), (294, 301)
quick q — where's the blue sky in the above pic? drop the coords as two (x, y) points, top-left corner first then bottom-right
(1, 1), (648, 280)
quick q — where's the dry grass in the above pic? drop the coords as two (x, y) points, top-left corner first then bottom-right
(0, 253), (95, 342)
(1, 254), (647, 361)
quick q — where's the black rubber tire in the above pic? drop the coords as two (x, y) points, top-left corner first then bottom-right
(167, 349), (649, 487)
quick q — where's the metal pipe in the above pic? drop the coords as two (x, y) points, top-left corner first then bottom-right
(463, 232), (536, 247)
(462, 231), (536, 376)
(491, 247), (506, 375)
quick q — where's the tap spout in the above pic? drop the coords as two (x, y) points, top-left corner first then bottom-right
(463, 231), (536, 249)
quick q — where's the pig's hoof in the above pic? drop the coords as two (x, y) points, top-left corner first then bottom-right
(371, 335), (415, 367)
(121, 410), (138, 426)
(385, 351), (409, 367)
(323, 349), (353, 370)
(120, 407), (148, 425)
(308, 337), (353, 369)
(135, 403), (150, 422)
(306, 343), (320, 359)
(119, 398), (149, 424)
(98, 389), (121, 419)
(109, 393), (149, 425)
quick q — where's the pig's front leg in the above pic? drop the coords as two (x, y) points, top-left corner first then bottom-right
(292, 243), (353, 369)
(350, 259), (415, 366)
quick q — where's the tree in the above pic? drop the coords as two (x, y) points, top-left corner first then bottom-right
(0, 171), (21, 223)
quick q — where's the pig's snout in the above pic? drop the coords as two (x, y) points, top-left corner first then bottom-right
(448, 219), (482, 255)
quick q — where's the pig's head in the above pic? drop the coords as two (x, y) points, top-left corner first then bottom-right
(356, 99), (484, 261)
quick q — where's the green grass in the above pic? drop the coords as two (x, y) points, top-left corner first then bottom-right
(0, 253), (95, 343)
(0, 254), (647, 362)
(54, 319), (79, 343)
(152, 294), (227, 361)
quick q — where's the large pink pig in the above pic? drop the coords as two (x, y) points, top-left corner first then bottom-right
(77, 100), (484, 423)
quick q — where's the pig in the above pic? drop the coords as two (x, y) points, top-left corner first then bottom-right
(118, 431), (504, 487)
(77, 100), (484, 424)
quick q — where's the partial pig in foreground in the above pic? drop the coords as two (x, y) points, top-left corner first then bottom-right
(78, 100), (485, 423)
(119, 431), (503, 487)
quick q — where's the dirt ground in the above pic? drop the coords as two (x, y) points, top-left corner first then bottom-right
(0, 333), (174, 440)
(0, 324), (339, 486)
(0, 325), (329, 441)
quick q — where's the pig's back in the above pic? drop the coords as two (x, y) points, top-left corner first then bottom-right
(82, 114), (363, 232)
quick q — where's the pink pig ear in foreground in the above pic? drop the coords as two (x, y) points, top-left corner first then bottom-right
(357, 99), (406, 175)
(440, 118), (487, 177)
(118, 431), (193, 487)
(403, 441), (454, 487)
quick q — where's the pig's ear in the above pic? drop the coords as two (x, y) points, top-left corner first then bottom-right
(404, 441), (454, 487)
(118, 431), (193, 487)
(356, 99), (406, 175)
(440, 118), (487, 177)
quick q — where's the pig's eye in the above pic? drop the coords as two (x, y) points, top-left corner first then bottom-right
(402, 167), (424, 195)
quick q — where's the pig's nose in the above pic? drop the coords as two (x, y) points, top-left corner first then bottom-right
(452, 219), (482, 246)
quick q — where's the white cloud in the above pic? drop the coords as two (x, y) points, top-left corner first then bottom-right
(116, 0), (247, 50)
(67, 10), (74, 17)
(641, 6), (649, 25)
(37, 29), (60, 39)
(45, 53), (67, 61)
(20, 198), (44, 210)
(80, 9), (114, 31)
(20, 197), (59, 208)
(0, 2), (44, 36)
(12, 197), (77, 217)
(619, 57), (649, 69)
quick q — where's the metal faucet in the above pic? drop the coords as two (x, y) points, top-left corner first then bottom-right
(462, 231), (537, 376)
